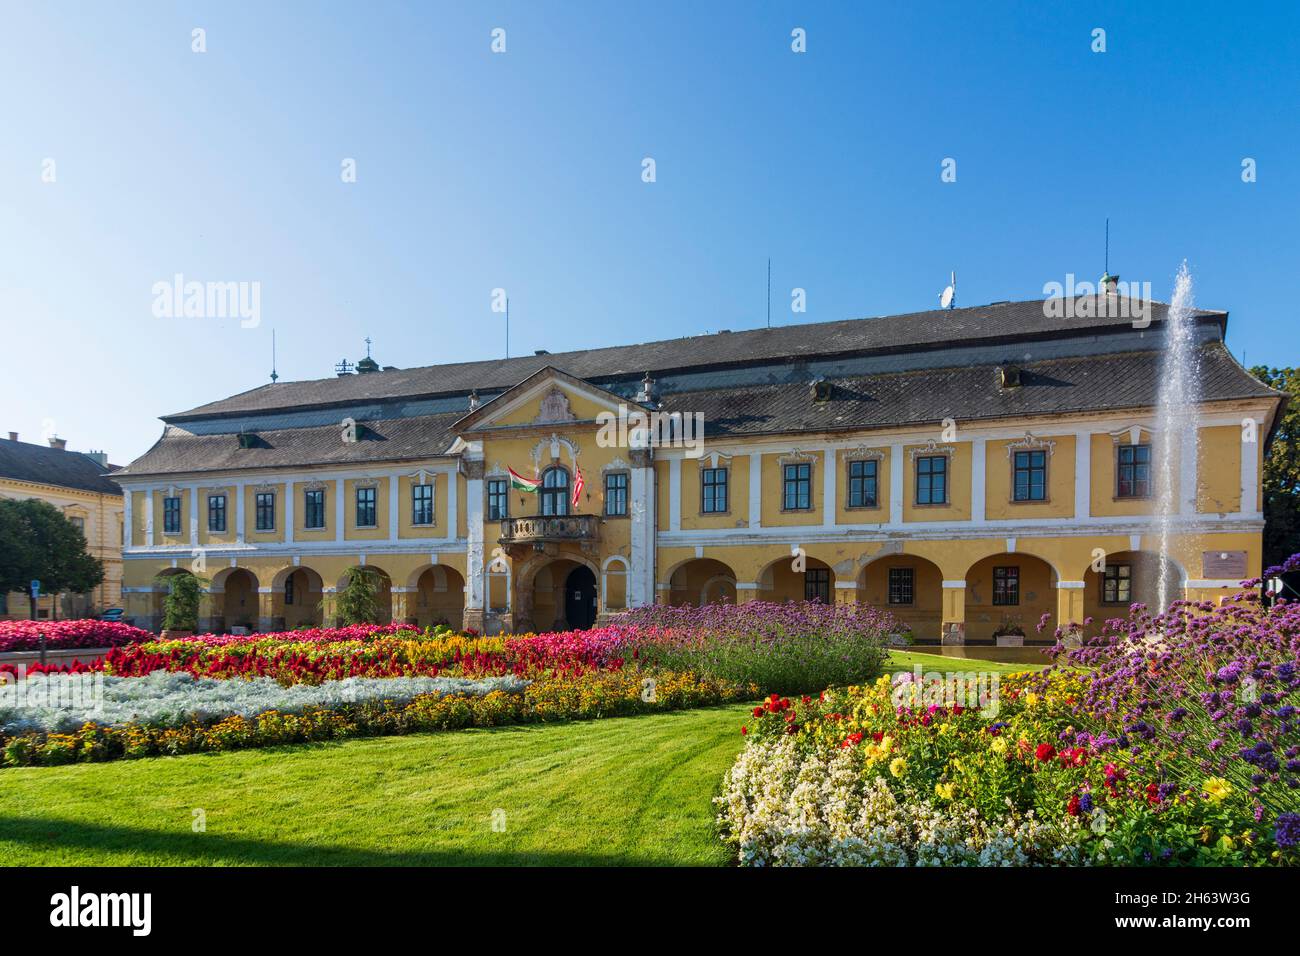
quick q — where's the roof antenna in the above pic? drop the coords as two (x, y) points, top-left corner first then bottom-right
(766, 258), (771, 329)
(270, 329), (279, 384)
(505, 296), (510, 359)
(1105, 217), (1110, 275)
(939, 271), (955, 310)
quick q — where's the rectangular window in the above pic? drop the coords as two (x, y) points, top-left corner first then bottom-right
(412, 484), (434, 526)
(1102, 563), (1132, 604)
(604, 472), (629, 517)
(208, 494), (227, 533)
(847, 459), (878, 508)
(163, 496), (181, 534)
(255, 492), (275, 531)
(1117, 444), (1152, 498)
(284, 575), (295, 606)
(487, 478), (509, 522)
(1012, 450), (1047, 502)
(782, 462), (812, 511)
(70, 516), (86, 534)
(992, 566), (1020, 605)
(805, 567), (830, 603)
(303, 489), (325, 530)
(701, 467), (728, 513)
(915, 455), (948, 505)
(888, 567), (915, 605)
(356, 486), (377, 527)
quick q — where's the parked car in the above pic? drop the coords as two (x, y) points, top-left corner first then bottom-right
(98, 607), (124, 622)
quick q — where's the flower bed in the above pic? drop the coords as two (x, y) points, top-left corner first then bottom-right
(0, 668), (753, 767)
(718, 565), (1300, 866)
(618, 601), (894, 694)
(0, 670), (528, 734)
(0, 619), (151, 653)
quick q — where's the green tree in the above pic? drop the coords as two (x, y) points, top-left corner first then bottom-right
(154, 572), (206, 631)
(332, 567), (381, 625)
(1251, 366), (1300, 567)
(0, 498), (104, 618)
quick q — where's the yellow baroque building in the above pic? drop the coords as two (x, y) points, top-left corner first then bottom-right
(1, 434), (124, 619)
(113, 297), (1285, 642)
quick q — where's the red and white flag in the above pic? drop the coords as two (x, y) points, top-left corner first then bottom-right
(572, 465), (585, 509)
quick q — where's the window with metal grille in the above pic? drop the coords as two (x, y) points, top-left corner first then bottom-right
(701, 467), (728, 513)
(208, 494), (227, 532)
(303, 489), (325, 529)
(1102, 563), (1132, 604)
(992, 566), (1020, 605)
(412, 484), (434, 525)
(356, 487), (376, 527)
(847, 459), (878, 508)
(604, 472), (628, 516)
(163, 496), (181, 534)
(888, 567), (914, 605)
(782, 462), (812, 510)
(1117, 444), (1152, 498)
(805, 567), (830, 602)
(487, 479), (508, 521)
(284, 575), (295, 606)
(1013, 450), (1047, 501)
(255, 492), (275, 531)
(915, 455), (947, 505)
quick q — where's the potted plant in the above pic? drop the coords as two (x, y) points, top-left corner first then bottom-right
(154, 572), (207, 639)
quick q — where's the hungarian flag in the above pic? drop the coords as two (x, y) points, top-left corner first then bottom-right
(508, 466), (540, 493)
(572, 465), (585, 508)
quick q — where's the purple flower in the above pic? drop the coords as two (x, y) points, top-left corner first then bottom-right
(1274, 813), (1300, 849)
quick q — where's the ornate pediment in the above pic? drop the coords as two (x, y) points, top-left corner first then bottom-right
(1005, 433), (1057, 459)
(908, 439), (954, 461)
(534, 387), (577, 424)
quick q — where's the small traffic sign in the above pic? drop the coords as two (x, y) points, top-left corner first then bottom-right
(30, 579), (40, 597)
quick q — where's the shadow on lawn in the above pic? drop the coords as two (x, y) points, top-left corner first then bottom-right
(0, 815), (679, 867)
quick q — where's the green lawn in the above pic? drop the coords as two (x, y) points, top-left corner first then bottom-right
(0, 651), (1038, 866)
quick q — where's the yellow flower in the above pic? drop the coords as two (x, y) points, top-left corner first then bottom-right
(1203, 777), (1233, 802)
(1024, 692), (1039, 707)
(990, 737), (1007, 755)
(935, 782), (955, 800)
(889, 757), (908, 778)
(1218, 835), (1235, 852)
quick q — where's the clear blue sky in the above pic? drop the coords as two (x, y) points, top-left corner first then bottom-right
(2, 1), (1297, 465)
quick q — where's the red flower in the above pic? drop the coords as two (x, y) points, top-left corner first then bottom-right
(841, 732), (864, 749)
(1035, 743), (1056, 762)
(1066, 794), (1081, 816)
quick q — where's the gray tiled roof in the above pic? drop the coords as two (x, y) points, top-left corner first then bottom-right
(165, 298), (1226, 422)
(657, 342), (1273, 438)
(115, 414), (462, 479)
(116, 342), (1276, 478)
(0, 440), (123, 496)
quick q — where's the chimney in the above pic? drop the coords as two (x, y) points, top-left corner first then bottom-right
(1100, 272), (1119, 296)
(83, 450), (109, 467)
(7, 431), (16, 442)
(48, 436), (67, 450)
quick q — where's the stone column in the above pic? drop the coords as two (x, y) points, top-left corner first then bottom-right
(320, 587), (338, 627)
(462, 449), (487, 634)
(941, 580), (966, 644)
(257, 588), (282, 633)
(1056, 581), (1086, 647)
(628, 446), (656, 608)
(198, 589), (220, 634)
(391, 587), (412, 625)
(736, 583), (761, 604)
(833, 582), (857, 606)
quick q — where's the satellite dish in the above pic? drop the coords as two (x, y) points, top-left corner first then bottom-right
(938, 271), (956, 310)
